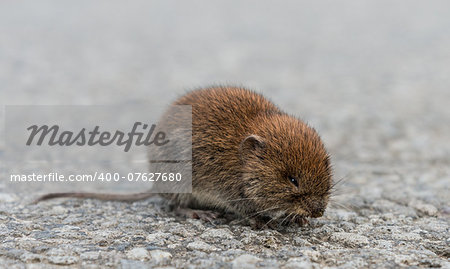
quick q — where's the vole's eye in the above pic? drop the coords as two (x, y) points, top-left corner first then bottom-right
(289, 176), (298, 187)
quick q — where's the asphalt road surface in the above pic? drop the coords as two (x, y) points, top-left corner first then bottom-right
(0, 1), (449, 268)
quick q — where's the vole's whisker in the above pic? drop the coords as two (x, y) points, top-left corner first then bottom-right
(232, 206), (280, 225)
(263, 216), (278, 228)
(328, 200), (353, 211)
(249, 206), (279, 219)
(279, 212), (293, 226)
(331, 176), (347, 190)
(224, 197), (276, 202)
(290, 213), (298, 224)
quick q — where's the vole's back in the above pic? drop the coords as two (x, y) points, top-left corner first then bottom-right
(169, 87), (281, 210)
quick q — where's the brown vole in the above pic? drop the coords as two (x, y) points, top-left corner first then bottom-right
(35, 87), (333, 227)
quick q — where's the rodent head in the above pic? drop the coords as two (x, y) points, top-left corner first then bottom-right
(238, 114), (332, 222)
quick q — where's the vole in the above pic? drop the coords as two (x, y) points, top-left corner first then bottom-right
(35, 87), (333, 227)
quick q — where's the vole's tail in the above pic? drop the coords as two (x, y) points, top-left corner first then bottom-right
(32, 192), (155, 204)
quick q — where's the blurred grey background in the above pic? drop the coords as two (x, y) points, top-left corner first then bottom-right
(0, 1), (449, 267)
(1, 0), (449, 197)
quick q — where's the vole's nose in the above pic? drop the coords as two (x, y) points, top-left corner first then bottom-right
(308, 200), (325, 218)
(310, 208), (324, 218)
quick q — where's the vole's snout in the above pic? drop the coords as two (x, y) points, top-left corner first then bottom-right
(310, 207), (325, 218)
(306, 199), (326, 218)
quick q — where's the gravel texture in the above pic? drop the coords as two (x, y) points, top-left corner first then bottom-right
(1, 1), (449, 268)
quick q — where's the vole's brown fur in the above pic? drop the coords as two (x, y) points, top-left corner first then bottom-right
(35, 87), (332, 226)
(168, 87), (332, 222)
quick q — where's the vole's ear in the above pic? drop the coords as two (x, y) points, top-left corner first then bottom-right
(239, 135), (266, 161)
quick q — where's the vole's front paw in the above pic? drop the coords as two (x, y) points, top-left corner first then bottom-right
(292, 215), (309, 226)
(249, 216), (279, 230)
(174, 207), (221, 223)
